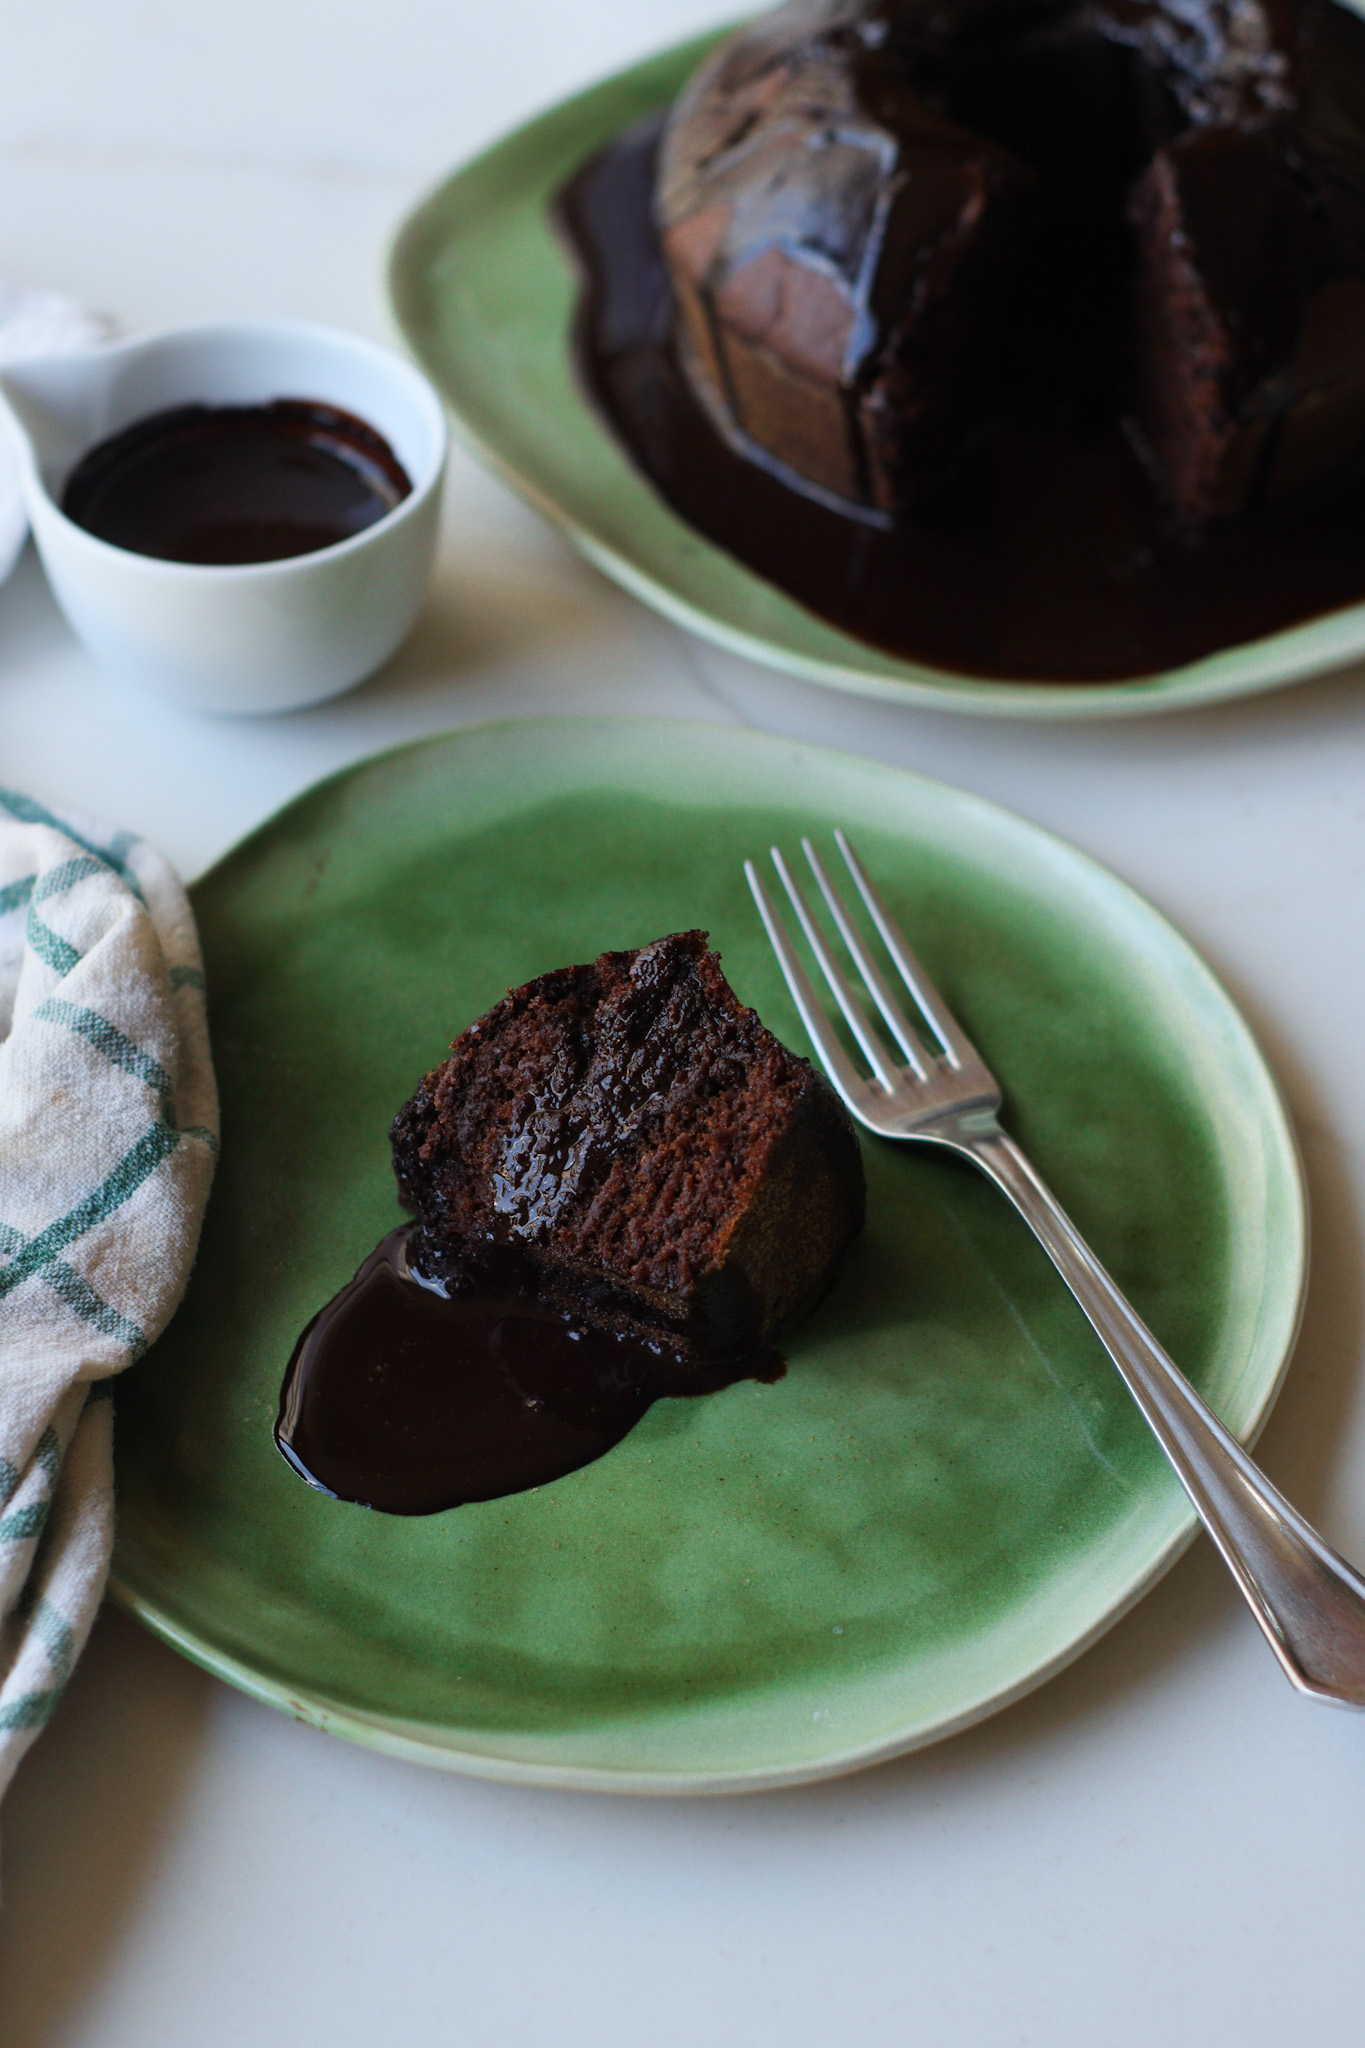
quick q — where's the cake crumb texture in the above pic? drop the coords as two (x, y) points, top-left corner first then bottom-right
(391, 931), (866, 1357)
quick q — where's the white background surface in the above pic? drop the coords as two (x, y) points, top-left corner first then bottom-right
(3, 4), (1365, 2042)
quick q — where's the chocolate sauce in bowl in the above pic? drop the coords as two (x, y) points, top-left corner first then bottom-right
(556, 116), (1365, 685)
(62, 399), (412, 565)
(275, 1229), (782, 1515)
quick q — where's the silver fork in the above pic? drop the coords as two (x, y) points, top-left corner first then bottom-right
(747, 830), (1365, 1707)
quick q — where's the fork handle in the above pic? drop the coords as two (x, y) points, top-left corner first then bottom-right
(963, 1125), (1365, 1706)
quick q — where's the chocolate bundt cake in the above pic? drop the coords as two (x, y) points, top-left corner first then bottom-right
(656, 0), (1365, 532)
(390, 931), (865, 1363)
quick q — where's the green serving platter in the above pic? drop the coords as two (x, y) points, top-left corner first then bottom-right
(111, 719), (1306, 1790)
(388, 30), (1365, 720)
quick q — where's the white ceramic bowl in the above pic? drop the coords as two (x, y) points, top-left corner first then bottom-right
(0, 318), (448, 715)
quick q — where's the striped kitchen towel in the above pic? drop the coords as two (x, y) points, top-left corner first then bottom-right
(0, 787), (217, 1802)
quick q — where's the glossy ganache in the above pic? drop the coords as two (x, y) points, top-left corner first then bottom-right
(654, 0), (1365, 533)
(276, 932), (864, 1513)
(275, 1230), (785, 1515)
(62, 399), (412, 564)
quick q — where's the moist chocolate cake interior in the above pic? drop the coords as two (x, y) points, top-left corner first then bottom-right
(392, 929), (866, 1362)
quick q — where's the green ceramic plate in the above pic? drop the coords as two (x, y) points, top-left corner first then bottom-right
(111, 719), (1306, 1791)
(387, 32), (1365, 721)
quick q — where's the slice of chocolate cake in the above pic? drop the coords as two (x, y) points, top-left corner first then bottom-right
(390, 931), (865, 1363)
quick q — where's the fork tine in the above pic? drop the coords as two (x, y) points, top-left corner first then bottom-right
(800, 837), (933, 1080)
(768, 847), (901, 1093)
(744, 862), (872, 1112)
(834, 829), (978, 1069)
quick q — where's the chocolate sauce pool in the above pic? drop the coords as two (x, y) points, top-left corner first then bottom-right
(276, 1229), (781, 1514)
(62, 399), (412, 565)
(557, 117), (1365, 684)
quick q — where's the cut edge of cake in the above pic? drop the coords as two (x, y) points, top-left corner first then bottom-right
(390, 931), (866, 1363)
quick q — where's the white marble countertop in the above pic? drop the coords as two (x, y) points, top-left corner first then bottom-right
(4, 3), (1365, 2041)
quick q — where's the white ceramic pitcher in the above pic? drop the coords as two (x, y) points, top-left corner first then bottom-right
(0, 318), (448, 715)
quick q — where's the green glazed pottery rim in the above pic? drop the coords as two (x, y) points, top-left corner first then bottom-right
(387, 30), (1365, 721)
(109, 718), (1308, 1794)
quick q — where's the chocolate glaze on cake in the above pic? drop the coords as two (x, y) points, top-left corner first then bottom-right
(657, 1), (1036, 516)
(392, 930), (866, 1361)
(559, 113), (1365, 681)
(655, 0), (1365, 533)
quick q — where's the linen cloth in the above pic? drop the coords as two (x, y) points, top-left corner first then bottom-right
(0, 786), (217, 1802)
(0, 285), (113, 586)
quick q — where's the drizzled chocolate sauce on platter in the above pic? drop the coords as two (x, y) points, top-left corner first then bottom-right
(556, 116), (1365, 685)
(275, 1229), (782, 1516)
(62, 399), (412, 565)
